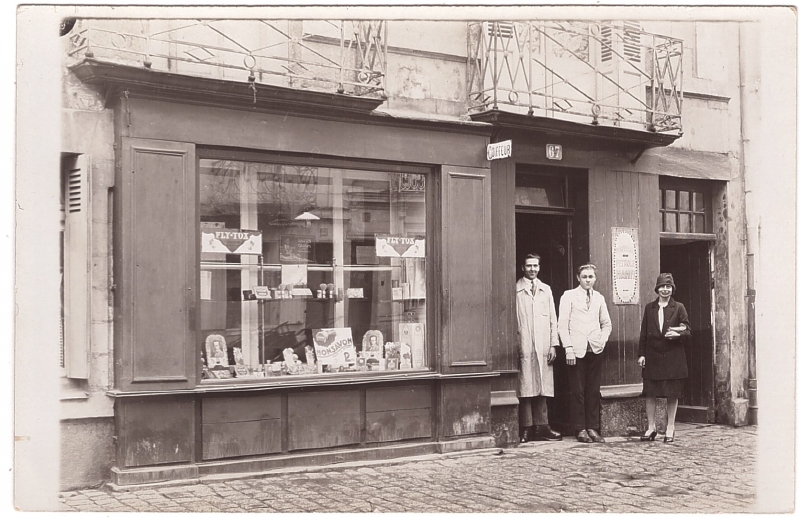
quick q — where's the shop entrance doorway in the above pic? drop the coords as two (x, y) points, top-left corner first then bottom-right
(660, 240), (715, 422)
(515, 211), (572, 432)
(514, 166), (589, 435)
(516, 209), (572, 433)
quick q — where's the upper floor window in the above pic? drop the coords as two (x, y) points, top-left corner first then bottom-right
(659, 182), (711, 234)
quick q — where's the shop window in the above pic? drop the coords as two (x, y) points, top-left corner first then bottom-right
(659, 187), (707, 233)
(199, 157), (428, 381)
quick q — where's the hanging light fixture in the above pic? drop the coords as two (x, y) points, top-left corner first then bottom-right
(294, 209), (320, 227)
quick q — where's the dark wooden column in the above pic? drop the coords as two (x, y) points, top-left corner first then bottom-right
(439, 165), (492, 374)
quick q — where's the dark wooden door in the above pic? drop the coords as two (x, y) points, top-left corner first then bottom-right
(514, 211), (571, 433)
(660, 241), (714, 422)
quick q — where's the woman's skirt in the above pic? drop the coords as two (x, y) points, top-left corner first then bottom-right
(643, 378), (684, 398)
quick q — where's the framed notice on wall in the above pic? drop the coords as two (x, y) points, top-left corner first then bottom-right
(612, 227), (640, 305)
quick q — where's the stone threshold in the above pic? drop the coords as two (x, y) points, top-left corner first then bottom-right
(107, 436), (496, 491)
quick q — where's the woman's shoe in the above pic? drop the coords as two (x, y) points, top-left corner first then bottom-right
(640, 430), (657, 442)
(663, 433), (675, 443)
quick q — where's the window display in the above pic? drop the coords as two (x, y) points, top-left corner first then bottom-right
(199, 157), (428, 381)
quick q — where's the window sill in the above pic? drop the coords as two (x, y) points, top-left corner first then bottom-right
(107, 370), (500, 397)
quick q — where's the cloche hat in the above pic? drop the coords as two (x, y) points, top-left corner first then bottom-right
(654, 273), (676, 294)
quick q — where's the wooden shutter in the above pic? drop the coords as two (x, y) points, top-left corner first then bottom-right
(117, 138), (196, 391)
(440, 166), (492, 373)
(64, 154), (90, 379)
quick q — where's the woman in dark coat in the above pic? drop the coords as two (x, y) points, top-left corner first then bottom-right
(637, 273), (691, 443)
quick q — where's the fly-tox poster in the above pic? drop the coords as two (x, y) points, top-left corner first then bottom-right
(375, 235), (425, 258)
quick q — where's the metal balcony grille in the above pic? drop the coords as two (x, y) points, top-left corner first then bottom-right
(467, 21), (683, 133)
(66, 19), (388, 98)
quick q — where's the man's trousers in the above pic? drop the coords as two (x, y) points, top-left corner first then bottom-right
(519, 396), (549, 428)
(567, 349), (602, 434)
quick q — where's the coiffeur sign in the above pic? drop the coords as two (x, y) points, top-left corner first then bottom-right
(612, 227), (639, 305)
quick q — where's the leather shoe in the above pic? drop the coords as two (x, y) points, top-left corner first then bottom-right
(587, 429), (606, 443)
(663, 433), (675, 443)
(640, 430), (657, 442)
(520, 427), (532, 443)
(576, 429), (592, 443)
(532, 425), (562, 441)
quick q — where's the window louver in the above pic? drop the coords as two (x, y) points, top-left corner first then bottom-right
(623, 22), (641, 63)
(600, 26), (613, 62)
(68, 168), (83, 213)
(489, 21), (514, 39)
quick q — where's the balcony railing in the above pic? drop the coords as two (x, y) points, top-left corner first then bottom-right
(467, 21), (683, 133)
(66, 19), (388, 98)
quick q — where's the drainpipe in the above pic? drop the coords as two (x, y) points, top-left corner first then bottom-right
(738, 22), (758, 425)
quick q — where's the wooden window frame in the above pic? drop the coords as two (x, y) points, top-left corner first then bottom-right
(196, 147), (438, 382)
(659, 177), (714, 236)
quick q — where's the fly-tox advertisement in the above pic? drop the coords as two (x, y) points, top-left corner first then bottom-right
(201, 229), (262, 255)
(375, 235), (425, 258)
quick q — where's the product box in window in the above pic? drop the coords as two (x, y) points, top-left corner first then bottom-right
(399, 323), (425, 369)
(384, 342), (400, 362)
(399, 342), (413, 370)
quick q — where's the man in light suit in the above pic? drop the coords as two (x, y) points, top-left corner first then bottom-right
(557, 263), (612, 443)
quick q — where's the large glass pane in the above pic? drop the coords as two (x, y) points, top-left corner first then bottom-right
(199, 158), (428, 381)
(679, 213), (690, 233)
(664, 212), (677, 232)
(515, 174), (566, 207)
(664, 189), (676, 210)
(693, 214), (705, 233)
(678, 191), (690, 211)
(693, 192), (705, 213)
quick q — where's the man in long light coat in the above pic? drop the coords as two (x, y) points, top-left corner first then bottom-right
(516, 254), (562, 442)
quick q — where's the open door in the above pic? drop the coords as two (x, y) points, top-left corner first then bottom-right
(661, 241), (715, 422)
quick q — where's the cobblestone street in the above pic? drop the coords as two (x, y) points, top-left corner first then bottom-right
(59, 423), (757, 513)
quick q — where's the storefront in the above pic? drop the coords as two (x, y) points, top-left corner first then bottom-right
(476, 112), (733, 436)
(71, 59), (503, 486)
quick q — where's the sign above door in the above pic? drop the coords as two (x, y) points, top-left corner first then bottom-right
(487, 140), (512, 161)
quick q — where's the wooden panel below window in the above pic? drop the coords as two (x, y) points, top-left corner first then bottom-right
(202, 395), (282, 424)
(441, 380), (491, 438)
(288, 390), (360, 451)
(118, 397), (194, 468)
(365, 385), (432, 442)
(202, 420), (282, 460)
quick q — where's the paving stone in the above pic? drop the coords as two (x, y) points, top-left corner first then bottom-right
(62, 424), (754, 513)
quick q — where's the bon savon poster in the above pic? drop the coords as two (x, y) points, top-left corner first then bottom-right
(312, 328), (357, 366)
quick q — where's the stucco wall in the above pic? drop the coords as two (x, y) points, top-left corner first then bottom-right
(60, 418), (116, 491)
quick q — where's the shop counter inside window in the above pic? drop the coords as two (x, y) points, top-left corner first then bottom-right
(199, 157), (428, 381)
